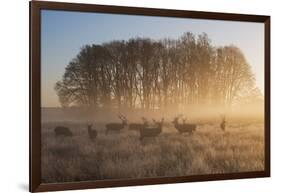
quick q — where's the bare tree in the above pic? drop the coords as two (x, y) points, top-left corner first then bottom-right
(212, 46), (255, 107)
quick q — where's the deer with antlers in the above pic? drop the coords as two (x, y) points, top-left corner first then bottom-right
(172, 115), (196, 134)
(105, 114), (128, 134)
(129, 117), (149, 131)
(139, 118), (164, 141)
(87, 124), (97, 141)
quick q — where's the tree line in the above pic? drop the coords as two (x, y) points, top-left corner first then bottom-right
(55, 32), (259, 110)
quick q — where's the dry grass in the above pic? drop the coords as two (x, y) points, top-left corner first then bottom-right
(41, 122), (264, 183)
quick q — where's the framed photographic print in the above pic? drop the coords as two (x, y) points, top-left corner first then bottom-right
(30, 1), (270, 192)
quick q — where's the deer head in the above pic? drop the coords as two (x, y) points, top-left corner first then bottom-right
(118, 114), (127, 125)
(141, 117), (149, 126)
(182, 117), (187, 124)
(87, 123), (93, 130)
(160, 118), (164, 125)
(220, 114), (226, 122)
(172, 115), (182, 124)
(153, 118), (164, 127)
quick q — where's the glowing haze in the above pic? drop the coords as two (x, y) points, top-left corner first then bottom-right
(41, 10), (264, 107)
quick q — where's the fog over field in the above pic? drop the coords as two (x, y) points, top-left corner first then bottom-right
(42, 103), (263, 124)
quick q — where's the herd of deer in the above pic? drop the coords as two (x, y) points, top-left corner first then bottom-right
(54, 115), (226, 141)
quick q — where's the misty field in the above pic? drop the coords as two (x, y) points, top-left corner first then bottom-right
(41, 121), (264, 183)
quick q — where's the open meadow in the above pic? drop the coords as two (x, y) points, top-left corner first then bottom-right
(41, 121), (264, 183)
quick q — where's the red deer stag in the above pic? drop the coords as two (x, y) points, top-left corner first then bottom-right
(87, 124), (97, 140)
(172, 116), (196, 134)
(105, 114), (127, 134)
(129, 117), (149, 131)
(139, 118), (164, 140)
(54, 126), (73, 137)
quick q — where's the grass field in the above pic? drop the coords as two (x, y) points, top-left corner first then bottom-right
(41, 122), (264, 183)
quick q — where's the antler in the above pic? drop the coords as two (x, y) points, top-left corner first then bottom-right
(152, 118), (164, 124)
(118, 114), (124, 121)
(122, 114), (127, 120)
(141, 117), (149, 125)
(173, 114), (182, 121)
(87, 121), (93, 126)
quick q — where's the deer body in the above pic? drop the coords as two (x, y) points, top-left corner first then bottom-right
(105, 115), (127, 134)
(129, 123), (144, 131)
(175, 124), (196, 134)
(129, 117), (149, 131)
(106, 122), (126, 133)
(139, 119), (164, 140)
(54, 126), (73, 137)
(172, 117), (196, 134)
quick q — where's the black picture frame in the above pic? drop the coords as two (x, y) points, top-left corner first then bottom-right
(30, 1), (270, 192)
